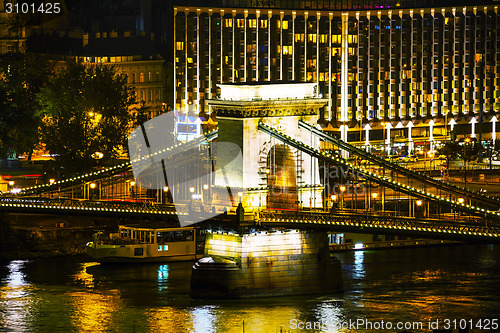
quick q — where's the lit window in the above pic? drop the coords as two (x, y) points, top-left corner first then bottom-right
(308, 34), (317, 43)
(237, 19), (245, 28)
(260, 20), (267, 28)
(225, 19), (233, 28)
(294, 34), (304, 42)
(148, 72), (152, 82)
(176, 42), (184, 50)
(248, 19), (257, 28)
(282, 20), (288, 29)
(140, 73), (144, 83)
(332, 35), (341, 43)
(163, 245), (168, 251)
(158, 245), (162, 251)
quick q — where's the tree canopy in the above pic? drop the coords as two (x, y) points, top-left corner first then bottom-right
(0, 53), (52, 159)
(38, 60), (135, 174)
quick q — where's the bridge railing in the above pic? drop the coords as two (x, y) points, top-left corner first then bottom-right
(298, 120), (500, 209)
(257, 122), (500, 224)
(259, 209), (500, 241)
(0, 198), (182, 215)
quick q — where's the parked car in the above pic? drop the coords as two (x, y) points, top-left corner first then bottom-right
(401, 154), (418, 163)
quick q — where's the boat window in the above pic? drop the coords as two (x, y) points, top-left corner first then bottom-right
(175, 231), (186, 242)
(185, 230), (194, 241)
(158, 245), (162, 251)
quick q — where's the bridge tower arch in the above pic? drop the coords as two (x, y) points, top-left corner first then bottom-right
(208, 82), (328, 209)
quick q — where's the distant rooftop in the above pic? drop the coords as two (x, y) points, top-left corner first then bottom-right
(218, 82), (317, 101)
(173, 0), (497, 10)
(27, 32), (162, 60)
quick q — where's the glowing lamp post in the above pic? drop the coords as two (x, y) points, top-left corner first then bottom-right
(457, 197), (465, 218)
(372, 192), (378, 211)
(163, 186), (169, 204)
(130, 181), (136, 200)
(339, 185), (346, 210)
(331, 194), (338, 211)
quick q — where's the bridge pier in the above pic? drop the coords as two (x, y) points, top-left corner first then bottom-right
(190, 229), (343, 299)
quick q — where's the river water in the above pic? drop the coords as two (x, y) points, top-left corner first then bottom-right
(1, 244), (499, 332)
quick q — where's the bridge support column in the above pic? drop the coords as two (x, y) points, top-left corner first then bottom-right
(191, 229), (343, 298)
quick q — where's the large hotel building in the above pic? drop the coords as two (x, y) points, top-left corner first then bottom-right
(173, 0), (499, 153)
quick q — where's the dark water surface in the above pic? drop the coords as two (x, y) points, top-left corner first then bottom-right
(1, 244), (499, 332)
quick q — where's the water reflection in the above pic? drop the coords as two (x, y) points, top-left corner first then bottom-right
(0, 245), (499, 332)
(158, 264), (169, 292)
(0, 260), (35, 331)
(69, 289), (123, 332)
(190, 305), (217, 332)
(353, 251), (365, 280)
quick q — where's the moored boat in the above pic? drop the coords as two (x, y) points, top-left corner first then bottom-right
(86, 225), (204, 263)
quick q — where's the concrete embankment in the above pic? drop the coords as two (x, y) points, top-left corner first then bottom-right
(0, 213), (116, 260)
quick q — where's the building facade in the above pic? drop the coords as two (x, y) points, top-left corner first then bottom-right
(0, 0), (27, 54)
(28, 31), (169, 119)
(174, 2), (499, 153)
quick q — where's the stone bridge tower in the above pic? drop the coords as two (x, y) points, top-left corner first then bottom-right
(207, 82), (328, 209)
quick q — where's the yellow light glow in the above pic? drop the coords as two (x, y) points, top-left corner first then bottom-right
(130, 181), (136, 186)
(458, 198), (464, 204)
(189, 187), (195, 193)
(372, 192), (378, 199)
(203, 184), (209, 190)
(49, 179), (55, 184)
(8, 181), (14, 186)
(339, 185), (346, 192)
(416, 200), (423, 206)
(89, 183), (96, 189)
(163, 186), (169, 192)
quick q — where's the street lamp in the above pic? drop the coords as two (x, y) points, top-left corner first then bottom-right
(130, 181), (136, 200)
(371, 192), (378, 211)
(339, 185), (346, 210)
(457, 197), (464, 204)
(330, 194), (338, 211)
(49, 178), (55, 185)
(463, 138), (471, 189)
(162, 186), (169, 204)
(203, 184), (209, 190)
(381, 122), (386, 157)
(427, 151), (435, 176)
(89, 182), (96, 189)
(8, 181), (14, 186)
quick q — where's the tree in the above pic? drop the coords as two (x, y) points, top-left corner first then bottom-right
(0, 53), (53, 159)
(437, 141), (461, 169)
(38, 61), (135, 175)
